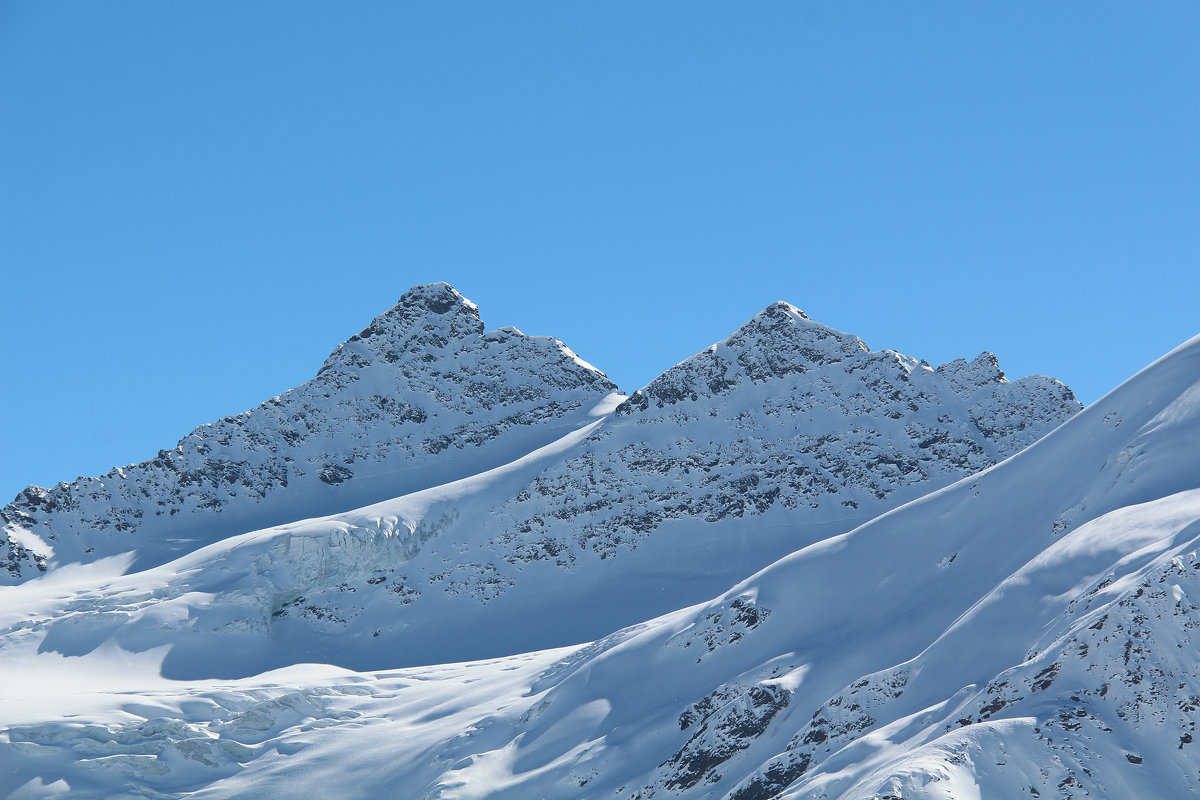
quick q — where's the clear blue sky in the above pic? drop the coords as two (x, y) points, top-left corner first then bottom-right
(2, 2), (1198, 501)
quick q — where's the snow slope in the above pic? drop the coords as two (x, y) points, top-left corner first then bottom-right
(0, 296), (1079, 675)
(2, 334), (1198, 799)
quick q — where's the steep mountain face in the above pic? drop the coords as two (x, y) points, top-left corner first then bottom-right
(0, 296), (1081, 682)
(3, 336), (1192, 800)
(0, 283), (620, 582)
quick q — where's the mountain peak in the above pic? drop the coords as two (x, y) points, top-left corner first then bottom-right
(393, 282), (476, 316)
(760, 300), (809, 320)
(317, 283), (485, 380)
(736, 301), (868, 354)
(357, 281), (483, 342)
(617, 301), (871, 412)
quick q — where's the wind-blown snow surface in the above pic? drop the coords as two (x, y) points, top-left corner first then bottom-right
(0, 284), (1107, 799)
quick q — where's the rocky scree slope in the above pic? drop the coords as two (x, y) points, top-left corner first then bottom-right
(0, 296), (1082, 676)
(1, 283), (619, 582)
(4, 335), (1199, 800)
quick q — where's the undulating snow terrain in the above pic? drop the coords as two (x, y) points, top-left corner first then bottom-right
(11, 283), (1196, 799)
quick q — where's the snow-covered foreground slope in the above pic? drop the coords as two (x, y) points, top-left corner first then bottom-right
(2, 283), (620, 582)
(4, 334), (1199, 799)
(0, 298), (1078, 675)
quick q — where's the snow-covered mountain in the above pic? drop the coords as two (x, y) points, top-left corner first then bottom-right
(0, 290), (1079, 677)
(4, 330), (1198, 800)
(4, 283), (1138, 800)
(1, 283), (621, 582)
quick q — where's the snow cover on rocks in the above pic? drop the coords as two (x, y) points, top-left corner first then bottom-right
(503, 302), (1078, 560)
(1, 283), (619, 582)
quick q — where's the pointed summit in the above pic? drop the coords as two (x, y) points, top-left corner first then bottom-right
(618, 302), (870, 413)
(318, 283), (484, 381)
(396, 281), (474, 314)
(726, 301), (870, 380)
(378, 282), (481, 334)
